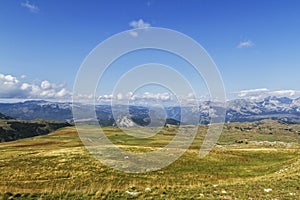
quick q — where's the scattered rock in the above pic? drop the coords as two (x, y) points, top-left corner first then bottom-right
(221, 190), (227, 194)
(251, 141), (292, 148)
(264, 188), (272, 193)
(125, 190), (139, 196)
(276, 168), (289, 174)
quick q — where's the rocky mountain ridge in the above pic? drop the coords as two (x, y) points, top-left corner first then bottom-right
(1, 96), (300, 126)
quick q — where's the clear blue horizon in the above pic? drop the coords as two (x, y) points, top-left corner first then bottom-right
(1, 0), (300, 101)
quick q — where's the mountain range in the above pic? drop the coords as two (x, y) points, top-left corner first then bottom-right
(1, 96), (300, 126)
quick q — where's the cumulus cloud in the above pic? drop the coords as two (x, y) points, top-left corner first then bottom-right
(129, 19), (151, 29)
(0, 74), (21, 98)
(128, 19), (151, 37)
(21, 1), (39, 13)
(237, 40), (254, 48)
(233, 88), (300, 100)
(96, 94), (113, 103)
(96, 92), (173, 104)
(0, 74), (19, 85)
(132, 92), (172, 101)
(41, 80), (52, 90)
(0, 73), (70, 99)
(95, 92), (209, 106)
(238, 88), (269, 97)
(270, 90), (299, 96)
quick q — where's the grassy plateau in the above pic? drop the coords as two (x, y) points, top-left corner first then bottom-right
(0, 120), (299, 199)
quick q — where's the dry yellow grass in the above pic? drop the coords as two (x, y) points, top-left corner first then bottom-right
(0, 121), (299, 199)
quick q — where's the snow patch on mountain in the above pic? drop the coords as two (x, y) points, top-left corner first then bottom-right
(115, 116), (136, 127)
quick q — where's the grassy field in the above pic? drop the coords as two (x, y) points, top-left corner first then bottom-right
(0, 120), (299, 199)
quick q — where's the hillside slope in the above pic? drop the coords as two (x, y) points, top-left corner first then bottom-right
(0, 112), (14, 120)
(0, 118), (71, 142)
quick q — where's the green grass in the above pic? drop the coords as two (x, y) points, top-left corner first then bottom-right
(0, 121), (299, 199)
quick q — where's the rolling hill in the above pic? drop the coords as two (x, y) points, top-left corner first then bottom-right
(0, 112), (72, 142)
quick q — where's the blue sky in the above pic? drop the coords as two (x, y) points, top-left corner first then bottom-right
(0, 0), (300, 101)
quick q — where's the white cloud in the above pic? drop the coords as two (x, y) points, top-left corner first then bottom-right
(41, 80), (52, 90)
(20, 83), (30, 90)
(96, 92), (173, 104)
(133, 92), (172, 101)
(0, 73), (70, 99)
(21, 1), (39, 13)
(116, 93), (123, 100)
(238, 88), (269, 97)
(0, 74), (19, 85)
(129, 19), (151, 29)
(97, 94), (113, 102)
(237, 40), (254, 48)
(95, 92), (211, 105)
(270, 90), (298, 96)
(56, 88), (68, 97)
(232, 88), (300, 100)
(0, 74), (21, 98)
(128, 19), (151, 37)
